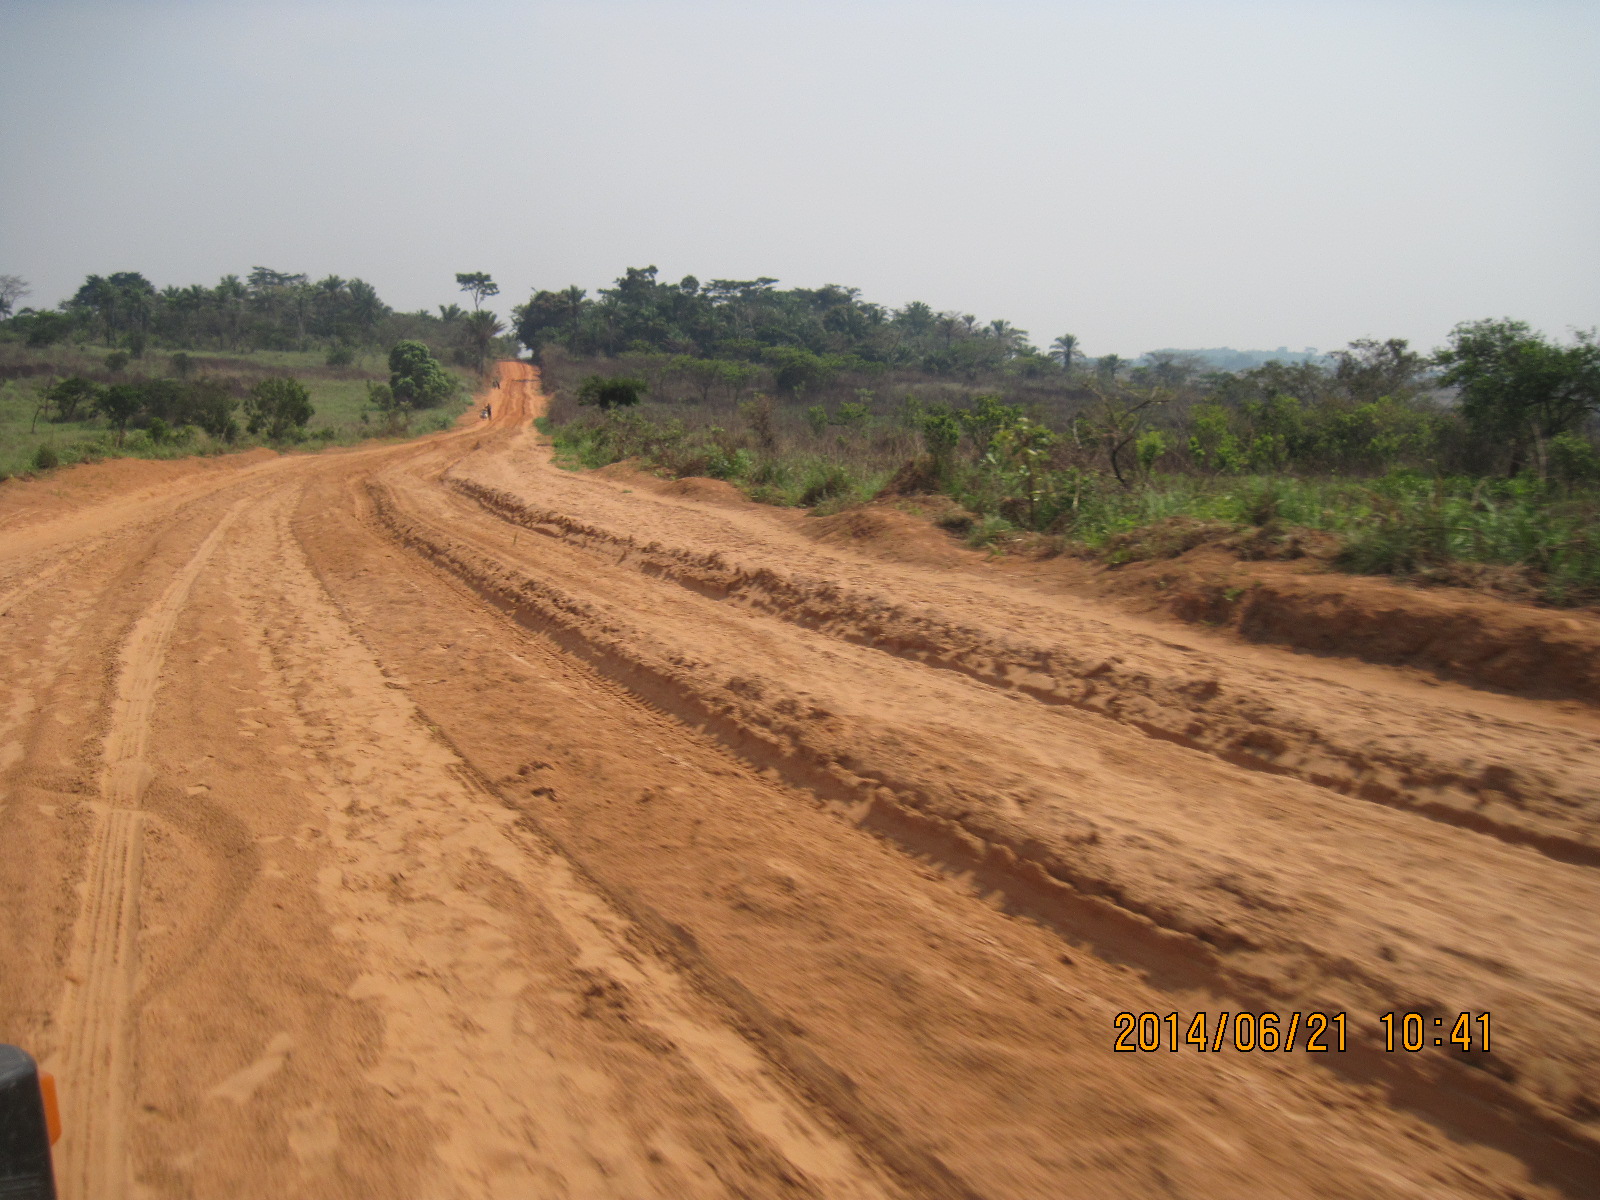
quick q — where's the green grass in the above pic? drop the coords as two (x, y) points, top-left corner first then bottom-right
(1007, 470), (1600, 604)
(547, 407), (896, 510)
(0, 341), (476, 479)
(546, 403), (1600, 606)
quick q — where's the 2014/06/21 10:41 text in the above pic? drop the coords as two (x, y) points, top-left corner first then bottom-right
(1113, 1012), (1492, 1053)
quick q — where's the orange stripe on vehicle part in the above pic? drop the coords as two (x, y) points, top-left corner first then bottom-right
(38, 1071), (60, 1144)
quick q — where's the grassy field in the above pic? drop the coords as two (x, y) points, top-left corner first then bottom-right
(0, 343), (477, 478)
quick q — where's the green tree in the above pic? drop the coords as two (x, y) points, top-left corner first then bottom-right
(1089, 384), (1166, 487)
(365, 381), (410, 434)
(244, 376), (314, 439)
(1188, 403), (1245, 474)
(1049, 334), (1079, 372)
(987, 417), (1059, 528)
(1136, 429), (1172, 475)
(43, 377), (102, 423)
(20, 310), (73, 347)
(920, 406), (962, 479)
(1330, 337), (1426, 404)
(96, 383), (143, 444)
(765, 347), (841, 396)
(456, 272), (499, 310)
(71, 271), (155, 344)
(179, 377), (239, 439)
(577, 375), (646, 410)
(1549, 431), (1600, 487)
(462, 309), (506, 373)
(1436, 319), (1600, 475)
(388, 340), (456, 409)
(985, 319), (1029, 357)
(512, 286), (589, 357)
(958, 394), (1025, 457)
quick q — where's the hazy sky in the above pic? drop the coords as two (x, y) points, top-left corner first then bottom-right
(2, 0), (1596, 357)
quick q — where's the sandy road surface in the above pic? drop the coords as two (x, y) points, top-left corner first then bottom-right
(2, 361), (1598, 1198)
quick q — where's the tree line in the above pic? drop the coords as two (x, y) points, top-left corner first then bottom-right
(513, 266), (1058, 380)
(1, 268), (511, 369)
(521, 266), (1599, 481)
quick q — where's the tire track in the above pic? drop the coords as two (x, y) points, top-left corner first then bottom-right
(53, 499), (248, 1200)
(442, 477), (1600, 867)
(259, 482), (904, 1199)
(366, 472), (1600, 1199)
(0, 553), (76, 617)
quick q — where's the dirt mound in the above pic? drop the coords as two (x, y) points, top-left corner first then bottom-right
(1101, 516), (1235, 563)
(658, 476), (750, 505)
(1237, 573), (1600, 700)
(874, 456), (945, 497)
(1068, 535), (1600, 704)
(591, 459), (647, 481)
(803, 503), (970, 566)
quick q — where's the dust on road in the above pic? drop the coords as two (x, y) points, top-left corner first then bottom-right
(2, 361), (1597, 1198)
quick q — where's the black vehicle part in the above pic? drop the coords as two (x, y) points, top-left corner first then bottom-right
(0, 1044), (56, 1200)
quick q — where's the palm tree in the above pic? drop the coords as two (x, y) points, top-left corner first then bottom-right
(212, 275), (248, 350)
(987, 319), (1029, 357)
(345, 279), (386, 340)
(72, 275), (118, 344)
(894, 300), (935, 335)
(559, 285), (587, 352)
(463, 309), (506, 373)
(1050, 334), (1079, 373)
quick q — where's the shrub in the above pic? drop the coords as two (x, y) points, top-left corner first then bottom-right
(577, 374), (646, 411)
(1136, 429), (1171, 474)
(835, 400), (870, 428)
(325, 344), (356, 367)
(44, 376), (101, 423)
(32, 444), (60, 471)
(740, 394), (776, 453)
(105, 350), (130, 373)
(244, 376), (314, 439)
(388, 340), (456, 409)
(920, 406), (962, 479)
(798, 463), (855, 506)
(1549, 432), (1600, 486)
(966, 514), (1015, 548)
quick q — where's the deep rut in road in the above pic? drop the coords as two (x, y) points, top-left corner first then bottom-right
(443, 476), (1600, 867)
(246, 485), (901, 1199)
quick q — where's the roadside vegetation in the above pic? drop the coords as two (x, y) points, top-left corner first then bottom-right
(525, 267), (1600, 606)
(0, 269), (515, 479)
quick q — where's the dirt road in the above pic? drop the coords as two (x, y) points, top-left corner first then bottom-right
(3, 361), (1598, 1198)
